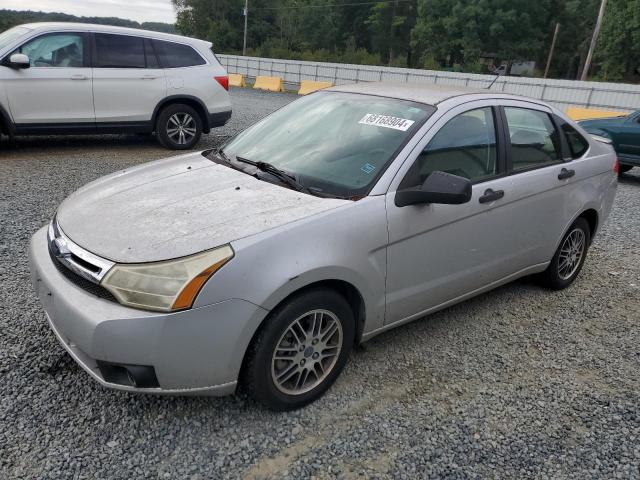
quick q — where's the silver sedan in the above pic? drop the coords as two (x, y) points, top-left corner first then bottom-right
(29, 82), (618, 410)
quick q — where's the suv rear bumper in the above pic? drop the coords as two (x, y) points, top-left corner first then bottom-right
(209, 110), (232, 128)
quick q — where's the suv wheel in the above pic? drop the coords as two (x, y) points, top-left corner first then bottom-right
(156, 104), (202, 150)
(243, 289), (355, 411)
(538, 217), (591, 290)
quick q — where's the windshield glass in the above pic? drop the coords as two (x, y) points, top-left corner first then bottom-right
(221, 91), (435, 198)
(0, 27), (30, 53)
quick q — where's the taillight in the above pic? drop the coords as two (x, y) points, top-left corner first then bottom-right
(614, 157), (619, 174)
(215, 76), (229, 91)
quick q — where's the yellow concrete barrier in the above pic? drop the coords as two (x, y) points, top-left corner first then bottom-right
(566, 106), (628, 121)
(298, 80), (333, 95)
(253, 76), (284, 92)
(228, 73), (245, 88)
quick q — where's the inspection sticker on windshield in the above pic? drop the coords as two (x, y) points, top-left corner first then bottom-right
(359, 113), (415, 131)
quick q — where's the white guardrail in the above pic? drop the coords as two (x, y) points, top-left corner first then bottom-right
(218, 54), (640, 113)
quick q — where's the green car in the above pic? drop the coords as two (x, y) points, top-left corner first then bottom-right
(580, 110), (640, 173)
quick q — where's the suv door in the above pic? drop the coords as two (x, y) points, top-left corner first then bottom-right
(3, 32), (94, 127)
(91, 33), (166, 126)
(385, 101), (516, 325)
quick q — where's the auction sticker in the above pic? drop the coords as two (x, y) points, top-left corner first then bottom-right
(359, 113), (415, 131)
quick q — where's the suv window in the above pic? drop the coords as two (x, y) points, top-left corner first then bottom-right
(504, 107), (561, 171)
(95, 34), (145, 68)
(16, 33), (84, 67)
(561, 123), (589, 159)
(152, 40), (205, 68)
(400, 107), (498, 189)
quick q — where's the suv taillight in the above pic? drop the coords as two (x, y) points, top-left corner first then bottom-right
(215, 76), (229, 91)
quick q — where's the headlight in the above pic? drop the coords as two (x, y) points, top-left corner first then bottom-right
(101, 245), (234, 312)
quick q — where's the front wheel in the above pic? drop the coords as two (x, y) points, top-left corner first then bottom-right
(243, 289), (355, 411)
(537, 217), (591, 290)
(156, 104), (202, 150)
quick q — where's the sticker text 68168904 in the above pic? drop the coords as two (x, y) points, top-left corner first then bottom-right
(358, 113), (415, 131)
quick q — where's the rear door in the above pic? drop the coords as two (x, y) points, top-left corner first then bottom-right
(91, 33), (166, 126)
(4, 31), (94, 126)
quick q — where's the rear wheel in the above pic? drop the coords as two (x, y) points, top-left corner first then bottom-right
(156, 104), (202, 150)
(538, 217), (591, 290)
(243, 288), (354, 411)
(619, 164), (633, 174)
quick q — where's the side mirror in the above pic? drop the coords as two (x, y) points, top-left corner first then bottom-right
(5, 53), (30, 69)
(395, 171), (472, 207)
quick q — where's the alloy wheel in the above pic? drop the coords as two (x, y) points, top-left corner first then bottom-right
(166, 113), (197, 145)
(558, 228), (586, 280)
(271, 309), (343, 395)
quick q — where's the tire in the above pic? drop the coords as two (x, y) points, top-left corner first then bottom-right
(243, 288), (355, 411)
(156, 103), (202, 150)
(537, 217), (591, 290)
(619, 164), (633, 174)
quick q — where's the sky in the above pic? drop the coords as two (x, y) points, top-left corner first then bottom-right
(2, 0), (177, 24)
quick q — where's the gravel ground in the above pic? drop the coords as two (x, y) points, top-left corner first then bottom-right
(1, 88), (639, 479)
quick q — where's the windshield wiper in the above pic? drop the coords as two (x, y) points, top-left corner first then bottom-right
(234, 156), (311, 194)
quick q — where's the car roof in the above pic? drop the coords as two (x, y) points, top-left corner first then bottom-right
(328, 81), (534, 107)
(17, 22), (210, 48)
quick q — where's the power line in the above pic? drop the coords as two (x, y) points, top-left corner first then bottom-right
(253, 0), (412, 11)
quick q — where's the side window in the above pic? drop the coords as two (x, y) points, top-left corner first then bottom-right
(561, 123), (589, 159)
(16, 33), (84, 67)
(399, 107), (498, 189)
(504, 107), (561, 171)
(152, 40), (206, 68)
(95, 34), (145, 68)
(144, 39), (159, 69)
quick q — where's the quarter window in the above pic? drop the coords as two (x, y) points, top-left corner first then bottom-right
(504, 107), (561, 171)
(561, 123), (589, 158)
(95, 34), (145, 68)
(152, 40), (205, 68)
(400, 107), (498, 189)
(16, 33), (84, 67)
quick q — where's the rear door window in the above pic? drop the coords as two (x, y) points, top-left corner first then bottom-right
(152, 40), (205, 68)
(95, 33), (145, 68)
(561, 123), (589, 159)
(504, 107), (562, 171)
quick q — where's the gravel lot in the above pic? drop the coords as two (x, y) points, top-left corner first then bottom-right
(1, 88), (639, 479)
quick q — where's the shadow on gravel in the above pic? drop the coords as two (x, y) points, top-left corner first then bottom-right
(618, 170), (640, 186)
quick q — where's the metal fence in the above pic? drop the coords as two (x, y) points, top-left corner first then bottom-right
(219, 54), (640, 113)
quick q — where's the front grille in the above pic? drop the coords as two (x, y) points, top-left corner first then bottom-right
(49, 249), (117, 303)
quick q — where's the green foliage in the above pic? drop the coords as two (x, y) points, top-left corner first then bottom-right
(3, 0), (639, 82)
(0, 9), (175, 34)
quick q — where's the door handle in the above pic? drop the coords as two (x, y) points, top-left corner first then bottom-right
(70, 74), (88, 80)
(558, 168), (576, 180)
(479, 188), (505, 204)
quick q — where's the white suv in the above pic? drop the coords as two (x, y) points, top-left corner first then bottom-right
(0, 23), (231, 149)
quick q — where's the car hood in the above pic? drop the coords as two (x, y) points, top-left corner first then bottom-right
(56, 152), (350, 263)
(579, 116), (627, 128)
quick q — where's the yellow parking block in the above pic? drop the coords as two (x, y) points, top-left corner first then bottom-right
(229, 73), (245, 88)
(566, 106), (628, 121)
(253, 76), (284, 92)
(298, 80), (333, 95)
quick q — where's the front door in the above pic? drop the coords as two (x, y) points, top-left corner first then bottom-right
(385, 102), (516, 325)
(3, 32), (94, 126)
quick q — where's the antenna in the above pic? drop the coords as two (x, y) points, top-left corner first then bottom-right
(486, 74), (500, 90)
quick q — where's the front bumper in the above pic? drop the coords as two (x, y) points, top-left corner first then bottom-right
(29, 226), (268, 395)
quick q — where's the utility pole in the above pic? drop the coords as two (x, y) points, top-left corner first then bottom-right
(581, 0), (607, 81)
(243, 0), (249, 56)
(544, 23), (560, 78)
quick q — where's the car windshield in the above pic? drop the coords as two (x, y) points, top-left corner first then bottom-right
(220, 91), (435, 198)
(0, 26), (30, 53)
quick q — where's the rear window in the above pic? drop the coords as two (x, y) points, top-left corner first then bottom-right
(152, 40), (205, 68)
(561, 123), (589, 158)
(95, 34), (145, 68)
